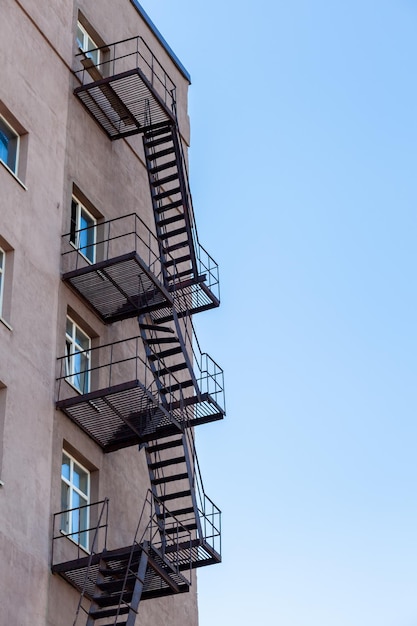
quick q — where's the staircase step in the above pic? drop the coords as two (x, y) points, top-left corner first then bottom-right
(159, 226), (187, 240)
(149, 456), (186, 470)
(146, 439), (183, 453)
(146, 146), (175, 161)
(166, 522), (197, 534)
(167, 268), (193, 281)
(148, 346), (183, 359)
(155, 199), (184, 214)
(144, 337), (179, 345)
(160, 379), (194, 394)
(145, 123), (172, 137)
(157, 213), (185, 228)
(159, 489), (192, 502)
(89, 605), (130, 619)
(154, 186), (181, 201)
(96, 576), (136, 592)
(158, 362), (188, 376)
(163, 253), (191, 268)
(157, 506), (194, 519)
(99, 622), (127, 626)
(165, 240), (189, 253)
(151, 172), (180, 187)
(93, 591), (133, 607)
(149, 159), (177, 175)
(99, 564), (134, 576)
(152, 472), (189, 485)
(139, 323), (174, 334)
(146, 135), (173, 149)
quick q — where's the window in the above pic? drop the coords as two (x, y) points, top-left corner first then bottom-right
(61, 451), (90, 549)
(0, 384), (6, 485)
(0, 116), (19, 175)
(76, 21), (100, 66)
(0, 239), (13, 327)
(0, 248), (4, 318)
(65, 316), (91, 393)
(70, 196), (96, 263)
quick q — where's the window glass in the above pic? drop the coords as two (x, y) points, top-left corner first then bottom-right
(70, 196), (96, 263)
(0, 248), (4, 317)
(65, 317), (91, 393)
(62, 452), (70, 480)
(0, 117), (19, 174)
(61, 452), (90, 549)
(77, 22), (100, 66)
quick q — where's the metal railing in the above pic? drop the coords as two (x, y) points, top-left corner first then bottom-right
(52, 495), (192, 625)
(57, 334), (195, 416)
(57, 335), (152, 395)
(51, 499), (109, 568)
(74, 35), (176, 110)
(171, 101), (220, 304)
(140, 490), (192, 580)
(172, 307), (225, 414)
(184, 427), (222, 558)
(62, 212), (176, 285)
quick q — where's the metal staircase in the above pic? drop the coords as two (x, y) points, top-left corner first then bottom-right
(85, 548), (149, 625)
(53, 35), (224, 626)
(139, 309), (224, 428)
(145, 431), (221, 571)
(143, 121), (220, 320)
(52, 495), (192, 626)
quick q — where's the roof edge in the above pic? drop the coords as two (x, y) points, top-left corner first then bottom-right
(130, 0), (191, 84)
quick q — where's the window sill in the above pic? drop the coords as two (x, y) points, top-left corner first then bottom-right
(0, 317), (12, 332)
(0, 160), (27, 190)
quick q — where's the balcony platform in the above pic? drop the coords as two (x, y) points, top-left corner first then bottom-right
(52, 544), (190, 599)
(63, 251), (173, 323)
(56, 380), (182, 453)
(73, 37), (176, 140)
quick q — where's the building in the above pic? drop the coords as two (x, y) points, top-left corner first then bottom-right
(0, 1), (224, 624)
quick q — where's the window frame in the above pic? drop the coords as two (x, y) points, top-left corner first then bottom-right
(61, 451), (90, 550)
(0, 115), (20, 176)
(76, 21), (101, 67)
(65, 316), (91, 394)
(70, 195), (97, 264)
(0, 248), (4, 319)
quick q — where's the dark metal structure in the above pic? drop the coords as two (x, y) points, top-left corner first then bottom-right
(53, 35), (224, 625)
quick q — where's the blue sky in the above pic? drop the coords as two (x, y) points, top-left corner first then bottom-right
(139, 2), (417, 625)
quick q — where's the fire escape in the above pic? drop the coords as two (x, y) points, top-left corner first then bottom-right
(53, 37), (224, 625)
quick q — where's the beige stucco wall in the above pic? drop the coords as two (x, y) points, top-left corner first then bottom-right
(0, 1), (198, 625)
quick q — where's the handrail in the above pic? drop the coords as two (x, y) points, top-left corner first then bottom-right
(62, 212), (178, 286)
(51, 498), (109, 567)
(71, 499), (109, 626)
(184, 426), (222, 557)
(171, 307), (226, 413)
(56, 334), (192, 416)
(74, 35), (176, 110)
(170, 101), (220, 301)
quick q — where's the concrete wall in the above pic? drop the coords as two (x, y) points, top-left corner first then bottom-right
(0, 1), (198, 625)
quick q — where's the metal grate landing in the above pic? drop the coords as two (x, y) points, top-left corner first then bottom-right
(52, 545), (190, 602)
(63, 252), (173, 323)
(75, 68), (175, 140)
(56, 381), (181, 452)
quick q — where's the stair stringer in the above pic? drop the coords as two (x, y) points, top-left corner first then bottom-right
(143, 122), (199, 292)
(85, 548), (148, 626)
(138, 309), (200, 423)
(144, 432), (206, 570)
